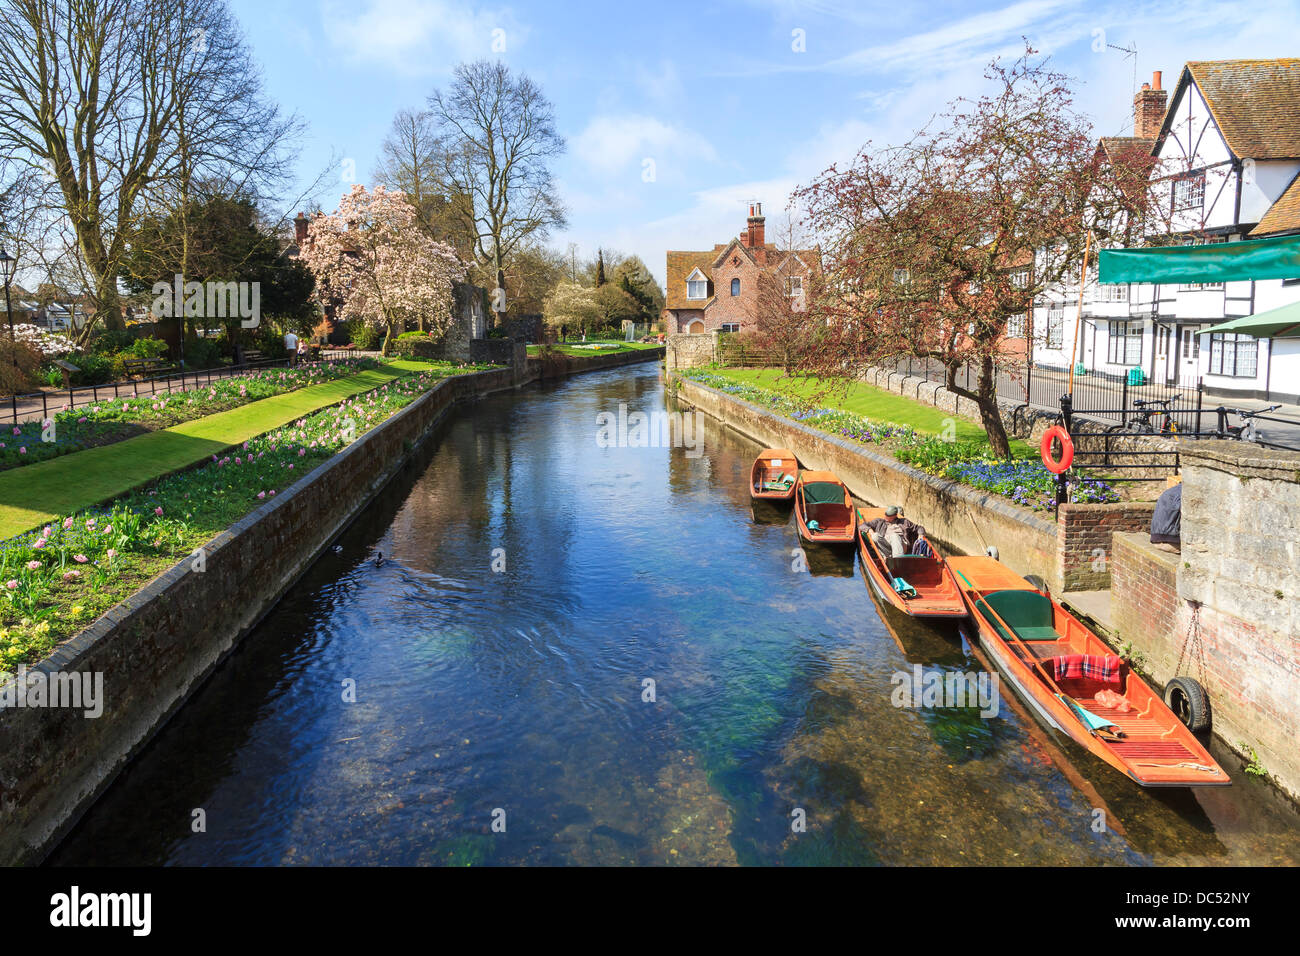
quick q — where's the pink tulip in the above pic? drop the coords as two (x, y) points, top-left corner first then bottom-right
(106, 549), (118, 560)
(26, 560), (40, 571)
(5, 580), (17, 590)
(63, 517), (74, 529)
(74, 554), (88, 563)
(62, 571), (80, 582)
(154, 507), (164, 516)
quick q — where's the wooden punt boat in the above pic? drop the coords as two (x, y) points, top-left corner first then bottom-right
(948, 555), (1229, 788)
(793, 471), (856, 546)
(749, 448), (799, 502)
(855, 507), (966, 619)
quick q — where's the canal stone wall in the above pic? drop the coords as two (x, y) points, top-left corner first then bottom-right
(0, 365), (520, 865)
(527, 345), (664, 380)
(671, 374), (1063, 590)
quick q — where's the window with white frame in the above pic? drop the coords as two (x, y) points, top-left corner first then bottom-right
(1009, 268), (1029, 289)
(720, 323), (740, 333)
(785, 276), (802, 296)
(1209, 333), (1257, 377)
(893, 268), (909, 285)
(1097, 283), (1128, 303)
(1172, 172), (1206, 213)
(1046, 306), (1064, 349)
(1006, 313), (1027, 338)
(1107, 320), (1142, 365)
(686, 269), (707, 299)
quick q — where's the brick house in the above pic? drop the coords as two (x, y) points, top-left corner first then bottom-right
(663, 203), (821, 334)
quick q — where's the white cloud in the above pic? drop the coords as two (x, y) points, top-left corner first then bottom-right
(318, 0), (523, 74)
(571, 114), (719, 179)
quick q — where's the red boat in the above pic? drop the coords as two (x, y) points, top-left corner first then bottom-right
(949, 555), (1229, 788)
(794, 471), (856, 546)
(855, 507), (966, 618)
(749, 448), (799, 502)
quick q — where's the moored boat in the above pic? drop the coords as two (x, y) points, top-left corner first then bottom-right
(749, 448), (799, 502)
(855, 507), (966, 618)
(948, 555), (1229, 788)
(793, 471), (856, 545)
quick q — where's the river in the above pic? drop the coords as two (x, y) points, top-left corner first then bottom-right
(49, 363), (1300, 865)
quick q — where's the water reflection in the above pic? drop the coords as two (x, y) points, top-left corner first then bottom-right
(48, 364), (1300, 866)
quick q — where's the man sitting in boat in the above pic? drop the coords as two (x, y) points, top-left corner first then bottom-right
(864, 506), (930, 561)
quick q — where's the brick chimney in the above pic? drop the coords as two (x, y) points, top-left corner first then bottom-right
(746, 202), (766, 264)
(1133, 71), (1167, 139)
(295, 211), (308, 245)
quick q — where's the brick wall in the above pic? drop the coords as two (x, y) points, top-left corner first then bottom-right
(1112, 532), (1180, 659)
(1112, 525), (1300, 802)
(1057, 502), (1155, 590)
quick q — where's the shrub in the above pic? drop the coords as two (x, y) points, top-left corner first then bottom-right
(390, 336), (441, 358)
(396, 330), (430, 341)
(128, 337), (169, 360)
(67, 351), (115, 386)
(0, 339), (42, 394)
(350, 323), (381, 350)
(183, 337), (223, 370)
(88, 329), (135, 355)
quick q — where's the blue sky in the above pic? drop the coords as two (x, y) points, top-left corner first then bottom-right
(229, 0), (1300, 286)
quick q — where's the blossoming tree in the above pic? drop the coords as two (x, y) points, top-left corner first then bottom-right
(301, 185), (464, 354)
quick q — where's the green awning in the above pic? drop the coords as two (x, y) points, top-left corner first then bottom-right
(1201, 301), (1300, 338)
(1098, 234), (1300, 284)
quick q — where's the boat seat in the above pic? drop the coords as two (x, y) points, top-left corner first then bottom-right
(976, 589), (1060, 643)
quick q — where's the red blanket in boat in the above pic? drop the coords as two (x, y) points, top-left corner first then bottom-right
(1051, 654), (1121, 684)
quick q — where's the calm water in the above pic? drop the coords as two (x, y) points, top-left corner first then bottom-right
(50, 364), (1300, 866)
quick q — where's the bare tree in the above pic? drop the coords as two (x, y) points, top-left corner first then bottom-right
(0, 0), (300, 339)
(425, 60), (567, 319)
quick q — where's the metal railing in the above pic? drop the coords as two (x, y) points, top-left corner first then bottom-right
(3, 353), (366, 426)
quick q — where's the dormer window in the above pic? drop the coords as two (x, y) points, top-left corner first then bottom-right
(785, 276), (802, 296)
(731, 278), (740, 296)
(686, 268), (707, 299)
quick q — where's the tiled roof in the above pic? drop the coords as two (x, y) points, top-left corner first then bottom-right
(1098, 136), (1156, 160)
(665, 243), (822, 310)
(665, 250), (716, 310)
(1250, 171), (1300, 236)
(1185, 59), (1300, 159)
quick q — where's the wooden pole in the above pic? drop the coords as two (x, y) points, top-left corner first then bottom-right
(1067, 230), (1093, 397)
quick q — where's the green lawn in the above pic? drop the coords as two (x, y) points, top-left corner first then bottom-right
(0, 360), (437, 539)
(527, 341), (662, 357)
(713, 367), (1033, 456)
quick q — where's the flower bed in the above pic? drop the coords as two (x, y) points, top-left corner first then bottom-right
(679, 367), (1119, 511)
(0, 364), (476, 669)
(0, 358), (380, 472)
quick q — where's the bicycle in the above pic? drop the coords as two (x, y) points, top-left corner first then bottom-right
(1106, 397), (1182, 436)
(1219, 404), (1283, 443)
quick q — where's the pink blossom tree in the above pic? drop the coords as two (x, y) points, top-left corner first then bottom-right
(301, 184), (465, 354)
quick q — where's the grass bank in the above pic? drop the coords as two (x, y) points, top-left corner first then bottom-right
(0, 360), (472, 540)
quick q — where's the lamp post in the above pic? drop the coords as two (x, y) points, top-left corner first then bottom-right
(0, 247), (15, 369)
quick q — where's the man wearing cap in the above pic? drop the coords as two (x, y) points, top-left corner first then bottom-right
(863, 506), (927, 562)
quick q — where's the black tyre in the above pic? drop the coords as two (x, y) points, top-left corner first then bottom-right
(1164, 676), (1212, 733)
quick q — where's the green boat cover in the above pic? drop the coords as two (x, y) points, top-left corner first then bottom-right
(975, 589), (1060, 642)
(1099, 234), (1300, 285)
(801, 481), (845, 505)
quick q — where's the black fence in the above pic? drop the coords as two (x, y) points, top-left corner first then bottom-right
(4, 353), (363, 426)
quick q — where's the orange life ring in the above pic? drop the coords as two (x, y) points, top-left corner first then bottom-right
(1040, 426), (1074, 474)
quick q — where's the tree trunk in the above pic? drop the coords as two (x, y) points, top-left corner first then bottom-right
(381, 322), (396, 356)
(976, 355), (1012, 458)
